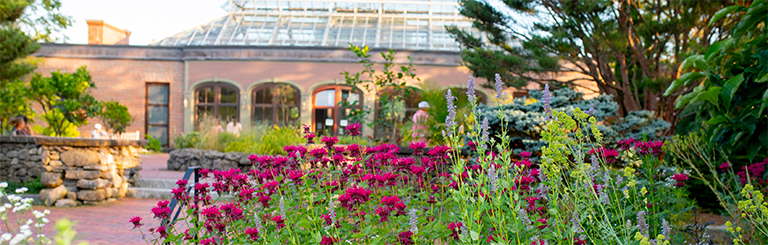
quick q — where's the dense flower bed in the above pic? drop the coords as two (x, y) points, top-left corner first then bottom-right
(132, 77), (728, 244)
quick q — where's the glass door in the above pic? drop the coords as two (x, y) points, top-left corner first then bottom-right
(313, 86), (362, 136)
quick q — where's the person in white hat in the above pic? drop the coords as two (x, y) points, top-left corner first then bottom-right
(91, 123), (109, 139)
(412, 101), (430, 143)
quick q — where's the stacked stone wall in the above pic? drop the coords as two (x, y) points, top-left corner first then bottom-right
(167, 148), (252, 172)
(0, 136), (145, 207)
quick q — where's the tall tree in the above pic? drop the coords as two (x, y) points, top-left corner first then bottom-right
(448, 0), (739, 127)
(0, 0), (70, 85)
(29, 66), (102, 136)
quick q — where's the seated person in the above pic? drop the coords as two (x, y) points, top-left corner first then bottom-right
(10, 117), (29, 136)
(91, 123), (110, 139)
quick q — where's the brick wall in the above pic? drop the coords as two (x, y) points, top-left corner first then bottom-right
(32, 58), (184, 140)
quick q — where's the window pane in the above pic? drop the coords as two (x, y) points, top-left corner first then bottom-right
(254, 87), (273, 104)
(219, 106), (238, 125)
(148, 126), (168, 146)
(196, 106), (214, 121)
(273, 84), (298, 105)
(252, 106), (274, 126)
(197, 87), (214, 103)
(276, 106), (298, 127)
(148, 106), (168, 124)
(220, 87), (239, 104)
(148, 85), (169, 105)
(315, 89), (335, 107)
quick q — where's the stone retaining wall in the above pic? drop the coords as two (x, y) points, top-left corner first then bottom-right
(0, 136), (146, 207)
(167, 148), (252, 172)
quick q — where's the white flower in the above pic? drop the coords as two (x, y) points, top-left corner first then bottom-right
(33, 210), (44, 219)
(43, 210), (50, 215)
(41, 218), (49, 224)
(1, 233), (11, 242)
(9, 233), (27, 245)
(4, 204), (11, 209)
(0, 206), (6, 213)
(0, 182), (8, 188)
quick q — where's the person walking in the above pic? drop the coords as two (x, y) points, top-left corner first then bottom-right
(412, 101), (430, 143)
(226, 116), (243, 136)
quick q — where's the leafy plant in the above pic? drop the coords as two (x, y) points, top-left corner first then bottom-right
(665, 0), (768, 163)
(173, 132), (200, 149)
(97, 100), (132, 134)
(33, 115), (80, 137)
(28, 66), (101, 136)
(146, 135), (162, 152)
(4, 176), (43, 194)
(342, 44), (419, 143)
(449, 0), (735, 126)
(53, 218), (88, 245)
(225, 126), (304, 155)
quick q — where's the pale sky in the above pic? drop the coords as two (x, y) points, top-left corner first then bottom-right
(57, 0), (228, 45)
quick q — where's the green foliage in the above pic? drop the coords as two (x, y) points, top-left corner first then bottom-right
(173, 131), (200, 149)
(0, 0), (71, 85)
(97, 100), (132, 134)
(342, 44), (419, 142)
(337, 135), (372, 146)
(667, 0), (768, 163)
(53, 218), (88, 245)
(0, 79), (35, 134)
(449, 0), (735, 122)
(33, 114), (80, 137)
(5, 176), (43, 194)
(145, 135), (162, 152)
(474, 87), (669, 157)
(225, 126), (304, 155)
(28, 67), (101, 136)
(417, 80), (477, 146)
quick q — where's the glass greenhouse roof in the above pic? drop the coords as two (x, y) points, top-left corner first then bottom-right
(150, 0), (478, 51)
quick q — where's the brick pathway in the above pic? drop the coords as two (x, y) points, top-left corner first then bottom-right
(6, 154), (187, 244)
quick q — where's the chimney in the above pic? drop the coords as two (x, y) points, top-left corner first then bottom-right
(86, 20), (131, 45)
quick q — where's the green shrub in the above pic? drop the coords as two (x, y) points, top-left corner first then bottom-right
(225, 126), (303, 155)
(145, 135), (162, 152)
(173, 131), (199, 149)
(337, 135), (372, 146)
(5, 177), (44, 194)
(97, 100), (132, 134)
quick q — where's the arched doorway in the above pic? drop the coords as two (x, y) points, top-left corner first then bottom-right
(194, 83), (239, 128)
(313, 85), (363, 136)
(251, 83), (301, 127)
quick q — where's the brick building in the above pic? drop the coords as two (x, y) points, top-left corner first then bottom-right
(31, 0), (595, 146)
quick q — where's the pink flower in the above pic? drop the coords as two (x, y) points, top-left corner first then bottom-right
(322, 136), (339, 148)
(719, 162), (731, 171)
(245, 227), (259, 241)
(220, 203), (244, 221)
(345, 122), (362, 136)
(320, 236), (338, 245)
(672, 173), (689, 187)
(151, 201), (171, 219)
(272, 215), (286, 230)
(288, 170), (305, 184)
(201, 206), (221, 220)
(200, 238), (217, 245)
(410, 165), (426, 175)
(409, 141), (427, 154)
(129, 216), (142, 229)
(338, 186), (373, 211)
(447, 222), (463, 240)
(175, 179), (188, 188)
(397, 231), (414, 245)
(520, 151), (532, 158)
(156, 226), (167, 238)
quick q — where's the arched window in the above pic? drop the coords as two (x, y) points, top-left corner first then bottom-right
(374, 87), (423, 140)
(313, 85), (363, 136)
(252, 83), (300, 127)
(195, 83), (239, 127)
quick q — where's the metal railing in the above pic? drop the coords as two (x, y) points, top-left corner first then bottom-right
(161, 166), (201, 228)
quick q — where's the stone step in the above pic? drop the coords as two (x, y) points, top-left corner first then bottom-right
(126, 187), (174, 199)
(134, 178), (179, 189)
(127, 187), (222, 200)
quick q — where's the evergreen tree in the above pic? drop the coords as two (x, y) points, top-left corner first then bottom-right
(0, 0), (70, 85)
(448, 0), (738, 128)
